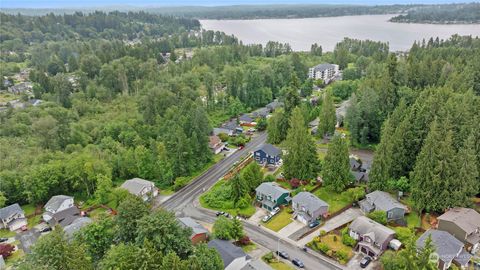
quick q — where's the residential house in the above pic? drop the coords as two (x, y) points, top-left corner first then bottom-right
(46, 204), (81, 228)
(43, 195), (75, 223)
(240, 259), (273, 270)
(359, 190), (407, 221)
(255, 182), (290, 211)
(213, 127), (234, 137)
(0, 203), (27, 231)
(266, 100), (283, 112)
(239, 114), (254, 125)
(208, 239), (250, 270)
(349, 216), (396, 259)
(16, 230), (41, 253)
(437, 207), (480, 254)
(417, 230), (472, 270)
(222, 119), (243, 134)
(120, 178), (158, 201)
(178, 217), (209, 244)
(251, 107), (269, 119)
(253, 144), (282, 166)
(350, 157), (362, 171)
(292, 192), (329, 225)
(308, 63), (339, 84)
(63, 217), (92, 240)
(209, 135), (225, 155)
(352, 171), (366, 183)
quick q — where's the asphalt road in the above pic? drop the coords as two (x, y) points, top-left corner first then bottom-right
(160, 131), (342, 270)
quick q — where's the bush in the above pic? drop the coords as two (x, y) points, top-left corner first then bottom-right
(336, 250), (348, 261)
(218, 133), (229, 142)
(333, 235), (337, 242)
(326, 250), (334, 257)
(318, 243), (330, 254)
(394, 227), (414, 243)
(264, 175), (276, 182)
(345, 187), (365, 201)
(0, 243), (15, 258)
(368, 210), (387, 225)
(173, 177), (190, 191)
(263, 252), (275, 263)
(319, 230), (327, 236)
(289, 178), (301, 189)
(342, 234), (356, 247)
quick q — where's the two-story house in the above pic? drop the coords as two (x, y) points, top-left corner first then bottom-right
(349, 216), (395, 259)
(308, 63), (339, 84)
(0, 203), (27, 231)
(437, 207), (480, 254)
(43, 195), (75, 222)
(209, 135), (225, 155)
(253, 144), (282, 166)
(292, 192), (329, 225)
(359, 190), (407, 222)
(120, 178), (159, 202)
(417, 230), (472, 270)
(255, 182), (290, 211)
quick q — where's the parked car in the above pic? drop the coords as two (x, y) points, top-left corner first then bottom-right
(271, 207), (280, 216)
(39, 227), (52, 233)
(223, 212), (230, 218)
(0, 238), (8, 243)
(276, 250), (289, 259)
(262, 214), (272, 222)
(292, 258), (304, 268)
(360, 256), (372, 268)
(308, 220), (320, 228)
(216, 211), (225, 217)
(223, 147), (230, 151)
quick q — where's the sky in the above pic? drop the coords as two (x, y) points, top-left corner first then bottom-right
(0, 0), (474, 9)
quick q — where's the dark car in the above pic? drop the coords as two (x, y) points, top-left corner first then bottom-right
(276, 250), (289, 259)
(292, 258), (304, 268)
(308, 220), (320, 228)
(360, 256), (372, 268)
(0, 237), (8, 243)
(216, 211), (225, 216)
(40, 227), (52, 233)
(223, 212), (230, 218)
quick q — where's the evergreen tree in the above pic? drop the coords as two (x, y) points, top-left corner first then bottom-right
(240, 162), (264, 191)
(411, 119), (457, 212)
(318, 90), (336, 137)
(368, 118), (394, 191)
(283, 107), (320, 180)
(322, 136), (351, 192)
(267, 109), (288, 144)
(452, 133), (479, 205)
(230, 174), (247, 204)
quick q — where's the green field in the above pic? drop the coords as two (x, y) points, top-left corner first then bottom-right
(314, 187), (353, 214)
(264, 209), (293, 232)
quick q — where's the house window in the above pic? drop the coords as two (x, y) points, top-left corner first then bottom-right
(387, 212), (393, 219)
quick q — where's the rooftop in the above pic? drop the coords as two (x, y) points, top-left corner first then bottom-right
(292, 192), (329, 212)
(349, 216), (395, 245)
(44, 195), (73, 212)
(120, 178), (154, 195)
(255, 182), (289, 200)
(0, 203), (24, 220)
(178, 217), (208, 237)
(438, 207), (480, 235)
(417, 230), (470, 265)
(311, 63), (336, 72)
(255, 143), (281, 157)
(208, 239), (247, 268)
(365, 190), (406, 212)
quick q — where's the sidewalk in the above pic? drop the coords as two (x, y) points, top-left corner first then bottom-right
(297, 208), (362, 246)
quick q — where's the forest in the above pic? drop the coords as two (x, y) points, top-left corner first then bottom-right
(390, 2), (480, 24)
(0, 9), (479, 270)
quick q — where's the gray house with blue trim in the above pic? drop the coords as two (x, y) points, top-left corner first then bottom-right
(255, 182), (290, 211)
(253, 144), (282, 166)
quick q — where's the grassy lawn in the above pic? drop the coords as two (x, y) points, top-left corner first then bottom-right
(314, 187), (352, 214)
(5, 249), (24, 267)
(241, 242), (257, 253)
(406, 211), (421, 228)
(308, 233), (353, 264)
(159, 189), (175, 196)
(89, 207), (108, 220)
(0, 229), (16, 238)
(27, 215), (42, 229)
(266, 261), (295, 270)
(264, 209), (293, 232)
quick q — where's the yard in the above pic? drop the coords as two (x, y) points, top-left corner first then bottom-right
(262, 252), (295, 270)
(263, 208), (293, 232)
(307, 232), (354, 265)
(314, 187), (353, 214)
(0, 229), (16, 238)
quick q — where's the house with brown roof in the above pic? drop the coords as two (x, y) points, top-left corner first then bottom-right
(437, 207), (480, 254)
(209, 135), (225, 155)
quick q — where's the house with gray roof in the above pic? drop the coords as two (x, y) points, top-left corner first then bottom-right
(239, 114), (254, 124)
(253, 144), (282, 166)
(213, 127), (234, 137)
(438, 207), (480, 254)
(0, 203), (27, 231)
(43, 195), (75, 222)
(349, 216), (396, 259)
(46, 204), (81, 228)
(266, 100), (283, 112)
(240, 259), (273, 270)
(208, 239), (250, 270)
(178, 217), (209, 244)
(255, 182), (290, 211)
(359, 190), (407, 221)
(292, 192), (329, 225)
(120, 178), (158, 202)
(417, 229), (472, 270)
(63, 217), (92, 240)
(251, 107), (270, 119)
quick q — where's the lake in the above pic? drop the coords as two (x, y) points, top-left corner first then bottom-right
(201, 15), (480, 51)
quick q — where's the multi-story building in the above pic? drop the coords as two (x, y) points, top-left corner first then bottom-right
(308, 63), (339, 84)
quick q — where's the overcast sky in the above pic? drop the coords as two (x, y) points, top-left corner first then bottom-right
(0, 0), (474, 9)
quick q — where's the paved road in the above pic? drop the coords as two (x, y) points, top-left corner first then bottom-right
(160, 131), (342, 270)
(160, 132), (267, 212)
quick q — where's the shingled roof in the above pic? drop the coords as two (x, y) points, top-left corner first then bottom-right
(208, 239), (247, 268)
(292, 192), (329, 213)
(349, 216), (395, 245)
(438, 207), (480, 235)
(0, 203), (24, 220)
(417, 230), (471, 266)
(365, 191), (407, 212)
(120, 178), (154, 196)
(255, 182), (289, 200)
(44, 195), (73, 212)
(256, 144), (281, 157)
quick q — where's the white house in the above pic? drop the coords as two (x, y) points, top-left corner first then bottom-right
(308, 63), (339, 84)
(0, 203), (27, 231)
(43, 195), (75, 222)
(120, 178), (158, 201)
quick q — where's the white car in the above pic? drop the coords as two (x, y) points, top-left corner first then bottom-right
(270, 207), (280, 216)
(262, 214), (272, 222)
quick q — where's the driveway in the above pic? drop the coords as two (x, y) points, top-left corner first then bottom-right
(347, 254), (378, 270)
(249, 207), (268, 224)
(298, 208), (363, 246)
(277, 220), (305, 237)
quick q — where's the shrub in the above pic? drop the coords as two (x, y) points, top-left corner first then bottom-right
(0, 244), (15, 258)
(326, 250), (334, 257)
(289, 178), (301, 189)
(395, 227), (414, 243)
(368, 210), (387, 225)
(173, 177), (190, 191)
(237, 236), (251, 246)
(319, 243), (330, 254)
(218, 133), (229, 142)
(264, 175), (276, 182)
(263, 252), (274, 263)
(319, 230), (327, 236)
(336, 250), (348, 261)
(333, 235), (338, 242)
(342, 234), (356, 247)
(345, 187), (365, 201)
